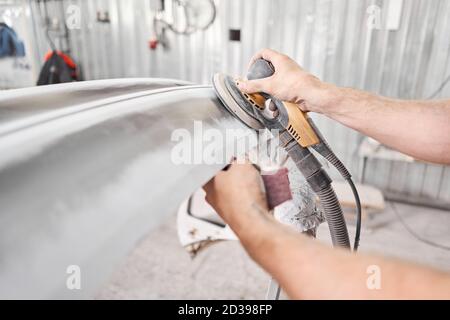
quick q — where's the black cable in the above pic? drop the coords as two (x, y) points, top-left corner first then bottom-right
(347, 178), (362, 251)
(391, 202), (450, 251)
(311, 142), (362, 252)
(427, 74), (450, 99)
(38, 0), (57, 51)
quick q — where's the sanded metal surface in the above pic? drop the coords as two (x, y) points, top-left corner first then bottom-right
(0, 78), (191, 136)
(0, 78), (251, 299)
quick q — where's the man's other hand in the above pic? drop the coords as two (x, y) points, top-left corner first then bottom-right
(203, 161), (269, 233)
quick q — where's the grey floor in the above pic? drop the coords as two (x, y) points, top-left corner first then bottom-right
(97, 202), (450, 299)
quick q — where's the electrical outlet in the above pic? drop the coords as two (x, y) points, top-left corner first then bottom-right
(229, 29), (241, 42)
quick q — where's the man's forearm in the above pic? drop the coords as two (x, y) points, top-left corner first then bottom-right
(233, 205), (450, 300)
(323, 86), (450, 164)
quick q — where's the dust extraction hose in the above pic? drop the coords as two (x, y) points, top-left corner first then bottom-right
(316, 185), (351, 248)
(280, 131), (351, 249)
(309, 119), (362, 251)
(247, 58), (352, 249)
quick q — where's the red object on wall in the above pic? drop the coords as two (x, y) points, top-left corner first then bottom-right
(148, 38), (159, 50)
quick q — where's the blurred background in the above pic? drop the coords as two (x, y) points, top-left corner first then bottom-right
(1, 0), (449, 299)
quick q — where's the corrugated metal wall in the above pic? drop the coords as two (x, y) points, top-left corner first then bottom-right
(17, 0), (450, 204)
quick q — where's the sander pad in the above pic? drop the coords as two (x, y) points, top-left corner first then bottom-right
(212, 73), (264, 130)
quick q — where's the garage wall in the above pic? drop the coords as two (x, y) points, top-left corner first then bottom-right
(15, 0), (450, 204)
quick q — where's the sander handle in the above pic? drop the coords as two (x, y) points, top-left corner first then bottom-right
(247, 59), (320, 147)
(247, 59), (275, 80)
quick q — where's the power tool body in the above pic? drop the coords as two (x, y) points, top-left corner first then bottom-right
(212, 59), (362, 250)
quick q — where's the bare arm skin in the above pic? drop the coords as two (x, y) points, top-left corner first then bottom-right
(204, 163), (450, 299)
(238, 49), (450, 164)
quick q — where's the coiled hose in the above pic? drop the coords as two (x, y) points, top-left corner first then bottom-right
(316, 185), (351, 248)
(281, 131), (351, 249)
(311, 135), (362, 251)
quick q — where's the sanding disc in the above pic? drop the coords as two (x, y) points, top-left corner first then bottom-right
(212, 73), (264, 130)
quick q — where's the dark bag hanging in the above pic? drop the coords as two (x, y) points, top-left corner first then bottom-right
(37, 51), (76, 86)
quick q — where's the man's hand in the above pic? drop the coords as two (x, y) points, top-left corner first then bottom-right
(203, 161), (269, 235)
(237, 48), (340, 114)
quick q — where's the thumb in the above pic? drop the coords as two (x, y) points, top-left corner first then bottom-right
(203, 177), (215, 194)
(237, 78), (270, 94)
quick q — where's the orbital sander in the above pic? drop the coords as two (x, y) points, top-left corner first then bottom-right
(212, 58), (362, 250)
